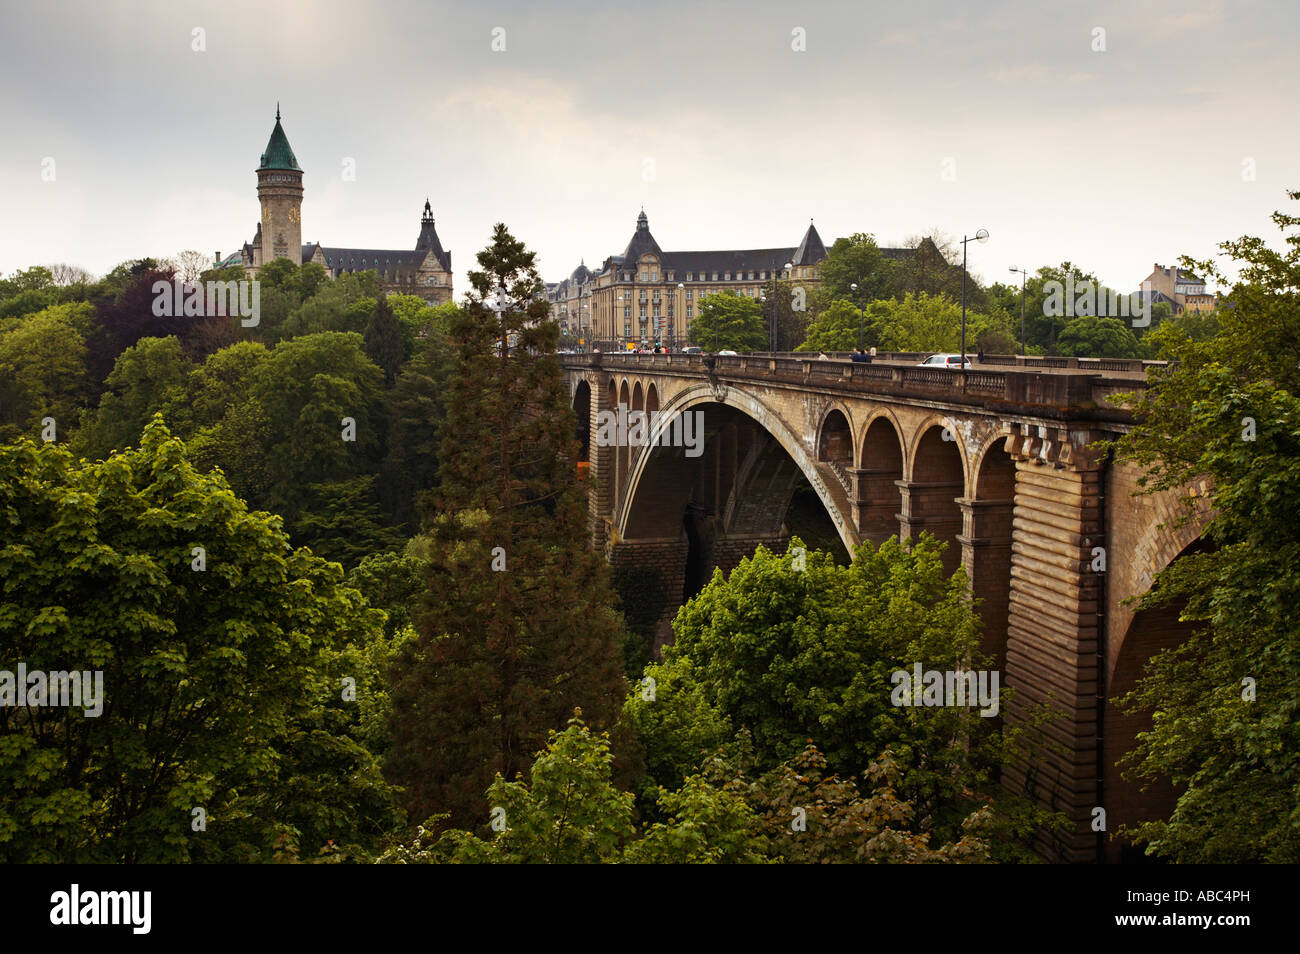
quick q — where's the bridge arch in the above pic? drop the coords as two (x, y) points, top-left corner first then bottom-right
(1102, 533), (1209, 862)
(857, 410), (906, 546)
(968, 433), (1016, 664)
(816, 405), (855, 470)
(616, 382), (858, 556)
(904, 416), (969, 574)
(572, 379), (592, 462)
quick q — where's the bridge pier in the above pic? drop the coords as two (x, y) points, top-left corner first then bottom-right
(896, 478), (965, 575)
(1002, 429), (1104, 863)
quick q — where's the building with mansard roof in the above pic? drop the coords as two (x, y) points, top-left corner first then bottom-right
(548, 210), (849, 348)
(219, 108), (453, 304)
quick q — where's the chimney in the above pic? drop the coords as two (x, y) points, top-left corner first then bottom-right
(215, 251), (221, 264)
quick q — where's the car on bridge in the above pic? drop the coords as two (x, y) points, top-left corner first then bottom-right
(918, 353), (973, 369)
(681, 346), (704, 355)
(718, 349), (738, 356)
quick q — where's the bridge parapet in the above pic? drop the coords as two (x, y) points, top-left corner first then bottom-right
(563, 352), (1145, 420)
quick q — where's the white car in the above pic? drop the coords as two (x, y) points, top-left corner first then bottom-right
(918, 353), (972, 369)
(717, 349), (738, 356)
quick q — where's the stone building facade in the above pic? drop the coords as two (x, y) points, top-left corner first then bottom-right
(547, 211), (833, 349)
(220, 108), (453, 304)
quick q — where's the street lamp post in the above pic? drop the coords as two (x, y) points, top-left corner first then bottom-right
(780, 261), (792, 351)
(1008, 266), (1028, 357)
(959, 229), (990, 374)
(850, 281), (863, 350)
(675, 282), (684, 353)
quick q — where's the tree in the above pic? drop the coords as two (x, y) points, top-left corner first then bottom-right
(1056, 315), (1145, 359)
(889, 233), (980, 308)
(688, 292), (767, 352)
(386, 224), (627, 831)
(380, 328), (452, 534)
(364, 295), (405, 387)
(814, 233), (895, 307)
(796, 299), (871, 353)
(627, 538), (1052, 858)
(73, 336), (192, 460)
(0, 420), (401, 862)
(0, 305), (90, 441)
(169, 250), (209, 283)
(245, 332), (392, 562)
(381, 718), (991, 864)
(1111, 192), (1300, 862)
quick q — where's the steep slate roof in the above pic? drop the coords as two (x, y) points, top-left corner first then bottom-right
(621, 210), (664, 262)
(259, 106), (301, 171)
(790, 222), (827, 265)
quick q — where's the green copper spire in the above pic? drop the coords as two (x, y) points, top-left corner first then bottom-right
(259, 106), (300, 171)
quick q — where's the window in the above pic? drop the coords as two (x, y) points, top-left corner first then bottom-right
(624, 323), (632, 336)
(686, 289), (693, 300)
(639, 290), (647, 301)
(686, 306), (693, 318)
(624, 306), (631, 318)
(686, 272), (693, 281)
(667, 272), (674, 281)
(724, 272), (731, 281)
(712, 272), (719, 281)
(640, 307), (647, 318)
(760, 271), (766, 280)
(640, 270), (648, 281)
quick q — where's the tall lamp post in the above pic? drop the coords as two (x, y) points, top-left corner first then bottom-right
(959, 229), (990, 372)
(675, 282), (684, 353)
(1008, 266), (1027, 357)
(850, 281), (864, 350)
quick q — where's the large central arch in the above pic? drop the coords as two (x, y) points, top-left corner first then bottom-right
(614, 382), (860, 555)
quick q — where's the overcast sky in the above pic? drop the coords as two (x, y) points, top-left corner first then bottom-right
(2, 0), (1295, 294)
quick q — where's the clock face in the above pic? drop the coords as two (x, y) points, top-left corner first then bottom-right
(288, 208), (299, 224)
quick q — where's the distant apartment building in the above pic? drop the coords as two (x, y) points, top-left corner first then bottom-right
(1142, 262), (1217, 314)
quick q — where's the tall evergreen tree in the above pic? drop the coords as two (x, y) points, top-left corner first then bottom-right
(387, 224), (626, 829)
(363, 294), (406, 387)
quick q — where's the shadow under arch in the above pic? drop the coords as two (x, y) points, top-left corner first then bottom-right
(615, 382), (859, 557)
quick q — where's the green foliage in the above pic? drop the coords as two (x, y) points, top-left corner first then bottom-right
(0, 305), (89, 440)
(0, 420), (401, 862)
(611, 563), (666, 676)
(1112, 191), (1300, 862)
(814, 233), (895, 306)
(382, 716), (992, 864)
(688, 293), (767, 352)
(628, 538), (1052, 859)
(797, 299), (871, 352)
(1056, 315), (1145, 358)
(364, 295), (406, 386)
(74, 336), (192, 460)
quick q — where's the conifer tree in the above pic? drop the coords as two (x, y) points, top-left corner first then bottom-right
(387, 224), (626, 829)
(363, 294), (405, 387)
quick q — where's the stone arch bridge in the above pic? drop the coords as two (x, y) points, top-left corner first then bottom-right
(562, 351), (1209, 864)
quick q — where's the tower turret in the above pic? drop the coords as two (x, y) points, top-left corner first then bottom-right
(255, 104), (303, 266)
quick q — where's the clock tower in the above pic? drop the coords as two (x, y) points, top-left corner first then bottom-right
(255, 104), (303, 267)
